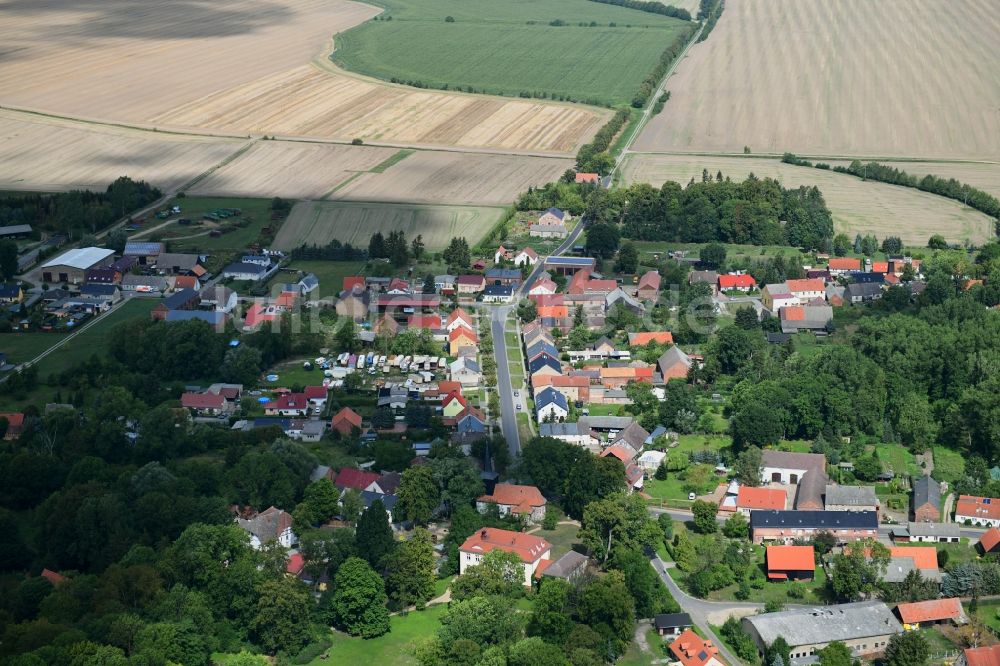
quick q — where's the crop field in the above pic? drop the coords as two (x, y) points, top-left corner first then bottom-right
(274, 201), (502, 251)
(827, 160), (1000, 199)
(333, 0), (692, 106)
(0, 110), (245, 193)
(634, 0), (1000, 160)
(0, 0), (607, 154)
(621, 154), (996, 245)
(332, 151), (572, 205)
(187, 140), (398, 199)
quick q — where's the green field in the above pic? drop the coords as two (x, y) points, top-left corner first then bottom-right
(314, 603), (448, 665)
(333, 0), (692, 106)
(136, 197), (276, 253)
(32, 299), (158, 378)
(265, 260), (367, 299)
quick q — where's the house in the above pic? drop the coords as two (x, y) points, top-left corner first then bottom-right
(334, 467), (381, 492)
(846, 281), (883, 303)
(825, 484), (879, 513)
(264, 393), (309, 417)
(336, 288), (371, 321)
(526, 340), (560, 363)
(123, 241), (165, 265)
(330, 407), (362, 436)
(485, 268), (521, 287)
(435, 274), (457, 294)
(895, 598), (966, 628)
(408, 313), (442, 331)
(718, 273), (757, 292)
(538, 207), (566, 226)
(737, 486), (787, 516)
(828, 257), (862, 274)
(657, 346), (692, 381)
(303, 385), (328, 407)
(912, 475), (941, 522)
(514, 247), (539, 266)
(529, 278), (557, 296)
(958, 645), (1000, 666)
(636, 270), (661, 301)
(688, 270), (719, 292)
(80, 283), (121, 303)
(222, 261), (270, 281)
(173, 275), (201, 291)
(528, 354), (561, 380)
(298, 420), (326, 443)
(297, 273), (319, 295)
(903, 521), (961, 544)
(538, 422), (599, 451)
(575, 173), (599, 185)
(749, 510), (878, 544)
(611, 421), (650, 456)
(668, 629), (724, 666)
(0, 283), (23, 303)
(530, 224), (568, 239)
(956, 495), (1000, 527)
(154, 252), (204, 275)
(181, 391), (227, 415)
(766, 545), (815, 581)
(360, 491), (398, 524)
(446, 308), (474, 332)
(374, 314), (399, 336)
(387, 277), (411, 294)
(0, 413), (25, 440)
(494, 246), (514, 263)
(625, 462), (645, 492)
(40, 247), (115, 284)
(741, 601), (902, 661)
(629, 331), (674, 347)
(543, 255), (596, 275)
(978, 527), (1000, 554)
(200, 286), (238, 313)
(537, 550), (589, 582)
(760, 451), (826, 485)
(455, 407), (487, 435)
(151, 288), (200, 321)
(601, 445), (636, 464)
(450, 357), (482, 387)
(477, 483), (547, 523)
(785, 278), (826, 301)
(779, 305), (833, 333)
(442, 392), (469, 418)
(536, 387), (569, 421)
(459, 528), (551, 586)
(449, 326), (479, 355)
(761, 284), (799, 311)
(884, 546), (942, 583)
(483, 284), (514, 303)
(456, 274), (486, 294)
(654, 613), (693, 638)
(237, 506), (296, 549)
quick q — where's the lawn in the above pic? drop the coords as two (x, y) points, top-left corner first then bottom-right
(32, 299), (158, 377)
(333, 0), (693, 106)
(932, 446), (965, 484)
(314, 603), (448, 665)
(0, 331), (65, 365)
(141, 196), (276, 253)
(619, 627), (669, 666)
(265, 260), (367, 299)
(874, 443), (922, 478)
(536, 522), (580, 559)
(972, 600), (1000, 634)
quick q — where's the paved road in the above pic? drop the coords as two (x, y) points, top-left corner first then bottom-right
(490, 304), (521, 459)
(650, 556), (760, 666)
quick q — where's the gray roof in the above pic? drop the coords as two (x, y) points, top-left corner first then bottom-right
(750, 510), (877, 530)
(606, 288), (641, 310)
(80, 283), (118, 297)
(539, 422), (584, 437)
(165, 310), (225, 325)
(484, 268), (521, 280)
(0, 224), (32, 236)
(360, 491), (398, 515)
(124, 241), (165, 256)
(536, 387), (568, 411)
(657, 345), (691, 377)
(907, 521), (959, 538)
(846, 282), (883, 298)
(579, 415), (634, 430)
(154, 253), (202, 271)
(653, 612), (692, 630)
(42, 247), (114, 270)
(743, 601), (901, 647)
(795, 469), (828, 509)
(761, 450), (826, 472)
(223, 261), (267, 276)
(688, 270), (719, 285)
(615, 421), (650, 450)
(236, 506), (292, 543)
(541, 550), (589, 579)
(913, 475), (941, 509)
(121, 274), (168, 290)
(825, 484), (878, 508)
(882, 556), (942, 584)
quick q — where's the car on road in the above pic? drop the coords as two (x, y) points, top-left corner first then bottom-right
(513, 391), (519, 397)
(516, 404), (521, 410)
(688, 492), (696, 500)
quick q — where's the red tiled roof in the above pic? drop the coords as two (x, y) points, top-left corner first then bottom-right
(460, 527), (551, 563)
(265, 393), (308, 411)
(601, 444), (634, 463)
(408, 314), (442, 330)
(669, 629), (720, 666)
(518, 247), (539, 259)
(785, 278), (825, 293)
(766, 545), (815, 573)
(334, 467), (380, 491)
(343, 276), (365, 291)
(303, 385), (327, 400)
(871, 261), (889, 273)
(174, 275), (199, 289)
(479, 483), (546, 514)
(331, 407), (362, 429)
(638, 270), (661, 290)
(575, 172), (599, 184)
(956, 495), (1000, 521)
(630, 331), (674, 346)
(980, 527), (1000, 552)
(286, 552), (305, 575)
(964, 645), (1000, 666)
(896, 598), (963, 625)
(449, 326), (478, 343)
(443, 391), (469, 409)
(447, 308), (472, 326)
(738, 486), (786, 511)
(718, 274), (756, 289)
(0, 412), (24, 428)
(781, 306), (805, 321)
(181, 391), (225, 410)
(889, 546), (939, 570)
(457, 274), (485, 286)
(829, 257), (862, 271)
(40, 569), (68, 586)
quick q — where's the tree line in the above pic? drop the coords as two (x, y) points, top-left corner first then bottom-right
(290, 239), (367, 262)
(0, 177), (160, 239)
(631, 25), (695, 108)
(576, 107), (631, 174)
(696, 0), (725, 42)
(783, 153), (1000, 228)
(586, 0), (692, 20)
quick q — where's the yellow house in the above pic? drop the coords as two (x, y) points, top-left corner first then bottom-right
(448, 326), (479, 356)
(0, 284), (23, 304)
(442, 392), (469, 418)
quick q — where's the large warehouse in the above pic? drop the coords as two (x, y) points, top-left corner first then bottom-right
(40, 247), (115, 284)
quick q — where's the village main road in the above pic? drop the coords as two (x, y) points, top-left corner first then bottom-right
(490, 304), (521, 460)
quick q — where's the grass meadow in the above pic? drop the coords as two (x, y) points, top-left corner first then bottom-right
(333, 0), (691, 106)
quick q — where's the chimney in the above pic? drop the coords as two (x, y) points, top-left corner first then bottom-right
(480, 529), (488, 539)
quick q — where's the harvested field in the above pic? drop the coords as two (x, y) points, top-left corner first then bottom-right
(0, 110), (245, 193)
(0, 0), (607, 153)
(620, 154), (996, 246)
(153, 65), (606, 153)
(332, 152), (573, 206)
(826, 161), (1000, 199)
(187, 140), (397, 199)
(634, 0), (1000, 160)
(274, 201), (502, 251)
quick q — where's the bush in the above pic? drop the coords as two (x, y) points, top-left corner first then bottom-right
(444, 15), (455, 22)
(291, 639), (333, 664)
(542, 512), (558, 530)
(351, 138), (364, 145)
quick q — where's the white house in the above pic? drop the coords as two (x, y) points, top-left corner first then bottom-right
(237, 506), (296, 549)
(535, 387), (568, 421)
(760, 450), (826, 485)
(514, 248), (539, 266)
(483, 284), (514, 303)
(459, 528), (551, 586)
(450, 357), (482, 387)
(538, 207), (566, 227)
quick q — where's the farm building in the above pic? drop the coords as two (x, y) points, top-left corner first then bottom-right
(825, 485), (879, 513)
(537, 207), (566, 226)
(222, 261), (270, 281)
(0, 224), (33, 238)
(955, 495), (1000, 527)
(978, 527), (1000, 554)
(40, 247), (114, 284)
(895, 598), (966, 628)
(653, 613), (692, 638)
(123, 241), (165, 265)
(897, 522), (960, 544)
(912, 475), (942, 522)
(765, 545), (815, 581)
(543, 256), (595, 276)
